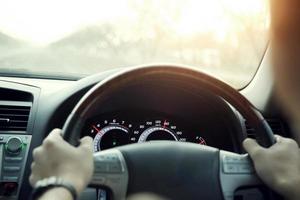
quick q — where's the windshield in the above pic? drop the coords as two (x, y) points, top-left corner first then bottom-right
(0, 0), (269, 88)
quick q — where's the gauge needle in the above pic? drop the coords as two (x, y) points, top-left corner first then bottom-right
(92, 125), (100, 132)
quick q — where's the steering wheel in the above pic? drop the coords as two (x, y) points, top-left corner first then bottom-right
(62, 65), (276, 200)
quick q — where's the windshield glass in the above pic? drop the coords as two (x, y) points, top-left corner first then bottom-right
(0, 0), (269, 88)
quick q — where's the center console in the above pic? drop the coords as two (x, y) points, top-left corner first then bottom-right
(0, 135), (31, 199)
(0, 81), (40, 200)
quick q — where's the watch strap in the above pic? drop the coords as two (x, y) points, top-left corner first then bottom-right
(31, 176), (78, 200)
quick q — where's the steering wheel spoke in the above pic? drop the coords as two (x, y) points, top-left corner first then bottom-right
(90, 149), (128, 200)
(219, 151), (261, 200)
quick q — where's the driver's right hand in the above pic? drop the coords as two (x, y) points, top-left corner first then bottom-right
(243, 135), (300, 200)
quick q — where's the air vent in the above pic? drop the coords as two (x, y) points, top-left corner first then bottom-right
(0, 105), (31, 132)
(245, 118), (285, 138)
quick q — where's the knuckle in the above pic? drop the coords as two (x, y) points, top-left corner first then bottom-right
(279, 138), (298, 150)
(30, 163), (35, 170)
(251, 148), (264, 158)
(285, 138), (297, 146)
(81, 144), (93, 153)
(29, 175), (36, 186)
(32, 147), (42, 160)
(30, 162), (40, 174)
(52, 128), (61, 133)
(43, 138), (56, 149)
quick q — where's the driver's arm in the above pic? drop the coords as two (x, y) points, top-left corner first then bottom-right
(30, 129), (94, 200)
(270, 0), (300, 135)
(243, 136), (300, 200)
(244, 0), (300, 199)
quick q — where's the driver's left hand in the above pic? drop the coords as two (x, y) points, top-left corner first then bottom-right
(29, 129), (94, 195)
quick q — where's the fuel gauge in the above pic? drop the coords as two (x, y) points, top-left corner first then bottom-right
(195, 136), (207, 145)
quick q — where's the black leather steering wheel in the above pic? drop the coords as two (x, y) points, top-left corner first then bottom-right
(62, 65), (276, 200)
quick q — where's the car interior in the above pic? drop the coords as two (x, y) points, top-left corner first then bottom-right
(0, 0), (293, 199)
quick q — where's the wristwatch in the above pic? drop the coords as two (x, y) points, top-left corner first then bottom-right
(31, 176), (78, 200)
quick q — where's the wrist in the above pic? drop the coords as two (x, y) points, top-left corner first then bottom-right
(32, 176), (79, 200)
(38, 187), (73, 200)
(62, 175), (88, 194)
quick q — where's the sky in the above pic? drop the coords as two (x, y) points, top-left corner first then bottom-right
(0, 0), (267, 46)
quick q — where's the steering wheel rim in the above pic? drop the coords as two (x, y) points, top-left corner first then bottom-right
(63, 65), (275, 147)
(62, 65), (276, 199)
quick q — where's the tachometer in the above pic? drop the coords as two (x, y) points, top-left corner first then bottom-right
(93, 125), (129, 151)
(88, 119), (132, 151)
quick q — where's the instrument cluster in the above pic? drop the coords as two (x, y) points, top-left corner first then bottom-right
(82, 113), (208, 152)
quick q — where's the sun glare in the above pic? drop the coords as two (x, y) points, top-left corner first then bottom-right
(0, 0), (267, 45)
(173, 0), (267, 38)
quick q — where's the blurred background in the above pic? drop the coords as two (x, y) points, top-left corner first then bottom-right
(0, 0), (269, 88)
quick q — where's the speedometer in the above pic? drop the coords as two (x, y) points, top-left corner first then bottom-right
(138, 126), (178, 142)
(136, 119), (187, 143)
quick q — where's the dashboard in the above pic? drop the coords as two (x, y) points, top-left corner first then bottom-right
(0, 60), (292, 200)
(77, 79), (244, 153)
(83, 111), (211, 152)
